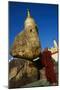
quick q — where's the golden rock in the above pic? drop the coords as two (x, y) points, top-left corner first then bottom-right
(11, 9), (41, 60)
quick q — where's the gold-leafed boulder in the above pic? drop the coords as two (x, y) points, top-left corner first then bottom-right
(10, 9), (41, 60)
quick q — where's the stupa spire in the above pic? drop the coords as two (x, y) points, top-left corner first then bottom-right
(27, 9), (30, 17)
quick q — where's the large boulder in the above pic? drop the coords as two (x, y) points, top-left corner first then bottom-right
(10, 10), (41, 60)
(9, 58), (38, 88)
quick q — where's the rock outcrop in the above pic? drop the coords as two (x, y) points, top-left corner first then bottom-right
(9, 58), (39, 88)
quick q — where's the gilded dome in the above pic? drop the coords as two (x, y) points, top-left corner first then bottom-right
(24, 9), (36, 28)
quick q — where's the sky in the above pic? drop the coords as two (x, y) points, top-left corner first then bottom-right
(9, 1), (58, 49)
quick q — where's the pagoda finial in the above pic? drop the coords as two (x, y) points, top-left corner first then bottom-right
(27, 9), (30, 17)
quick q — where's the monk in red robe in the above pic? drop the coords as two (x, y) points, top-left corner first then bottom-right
(40, 48), (57, 85)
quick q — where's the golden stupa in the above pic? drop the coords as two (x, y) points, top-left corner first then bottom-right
(11, 9), (41, 60)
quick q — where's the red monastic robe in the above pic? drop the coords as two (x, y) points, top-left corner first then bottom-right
(41, 50), (57, 84)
